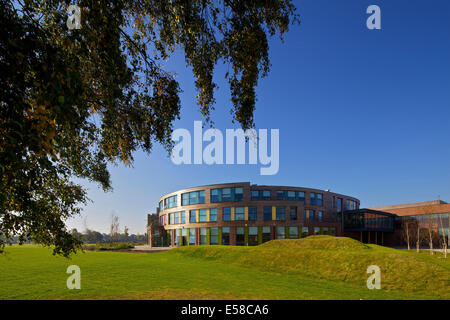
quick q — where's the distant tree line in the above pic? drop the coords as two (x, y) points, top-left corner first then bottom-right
(70, 228), (146, 244)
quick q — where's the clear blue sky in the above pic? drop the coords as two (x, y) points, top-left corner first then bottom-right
(68, 0), (450, 234)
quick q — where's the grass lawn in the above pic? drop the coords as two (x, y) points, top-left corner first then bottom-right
(0, 236), (449, 300)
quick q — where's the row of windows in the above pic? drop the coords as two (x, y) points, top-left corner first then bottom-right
(182, 190), (205, 206)
(169, 226), (337, 246)
(162, 207), (326, 224)
(346, 199), (357, 210)
(211, 187), (243, 202)
(160, 189), (345, 210)
(250, 190), (272, 200)
(164, 195), (177, 209)
(276, 190), (305, 201)
(396, 213), (449, 228)
(332, 196), (343, 212)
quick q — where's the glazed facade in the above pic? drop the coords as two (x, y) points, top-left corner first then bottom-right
(153, 182), (360, 246)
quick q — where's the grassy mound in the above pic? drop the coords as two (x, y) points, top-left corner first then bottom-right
(260, 235), (370, 250)
(171, 236), (450, 298)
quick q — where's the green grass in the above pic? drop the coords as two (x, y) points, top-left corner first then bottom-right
(1, 236), (449, 300)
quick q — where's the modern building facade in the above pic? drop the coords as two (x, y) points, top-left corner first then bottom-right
(370, 200), (450, 247)
(147, 183), (450, 248)
(147, 182), (359, 247)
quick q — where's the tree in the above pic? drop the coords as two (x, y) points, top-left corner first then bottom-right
(423, 208), (435, 255)
(0, 0), (299, 256)
(70, 228), (83, 241)
(83, 229), (103, 243)
(437, 213), (448, 259)
(123, 226), (129, 241)
(110, 215), (120, 243)
(401, 218), (412, 250)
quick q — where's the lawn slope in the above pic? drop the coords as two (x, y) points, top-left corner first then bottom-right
(170, 236), (450, 298)
(0, 236), (449, 300)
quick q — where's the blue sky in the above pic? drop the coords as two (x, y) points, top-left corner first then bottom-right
(68, 0), (450, 234)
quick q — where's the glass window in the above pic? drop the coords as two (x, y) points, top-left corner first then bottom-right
(304, 209), (315, 221)
(346, 199), (357, 210)
(181, 228), (187, 246)
(276, 207), (286, 220)
(263, 206), (272, 221)
(182, 193), (189, 206)
(180, 211), (185, 224)
(262, 226), (271, 243)
(189, 210), (196, 223)
(235, 188), (243, 201)
(199, 228), (207, 245)
(210, 208), (217, 222)
(277, 226), (286, 239)
(277, 190), (286, 200)
(250, 190), (271, 200)
(211, 189), (220, 202)
(317, 211), (323, 222)
(287, 191), (296, 201)
(276, 190), (305, 201)
(169, 213), (174, 225)
(167, 230), (171, 246)
(223, 207), (231, 221)
(211, 187), (244, 202)
(222, 227), (230, 245)
(290, 207), (297, 220)
(222, 188), (232, 202)
(314, 227), (320, 235)
(329, 227), (336, 236)
(164, 195), (177, 209)
(174, 212), (179, 224)
(175, 229), (180, 246)
(236, 227), (245, 246)
(189, 228), (196, 244)
(289, 227), (298, 239)
(248, 207), (257, 221)
(248, 227), (258, 246)
(199, 209), (207, 222)
(235, 207), (245, 221)
(210, 227), (219, 245)
(310, 193), (323, 206)
(198, 190), (205, 203)
(337, 198), (343, 212)
(181, 191), (205, 206)
(159, 201), (163, 211)
(302, 226), (309, 237)
(189, 191), (199, 204)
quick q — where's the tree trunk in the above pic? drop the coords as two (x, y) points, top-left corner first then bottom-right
(444, 242), (447, 259)
(406, 223), (410, 250)
(429, 230), (434, 255)
(416, 228), (420, 253)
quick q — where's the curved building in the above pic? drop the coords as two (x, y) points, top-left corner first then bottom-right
(148, 182), (359, 247)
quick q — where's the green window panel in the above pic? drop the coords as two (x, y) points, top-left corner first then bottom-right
(206, 228), (211, 245)
(258, 226), (263, 244)
(244, 226), (249, 246)
(218, 227), (223, 245)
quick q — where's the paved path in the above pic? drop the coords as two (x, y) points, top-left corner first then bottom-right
(129, 245), (173, 253)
